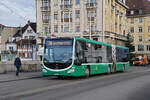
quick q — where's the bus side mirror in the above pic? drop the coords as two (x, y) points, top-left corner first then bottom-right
(74, 59), (82, 65)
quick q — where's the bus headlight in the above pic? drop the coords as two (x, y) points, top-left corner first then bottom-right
(42, 69), (47, 73)
(67, 69), (75, 74)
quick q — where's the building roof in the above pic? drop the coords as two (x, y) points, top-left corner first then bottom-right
(0, 24), (4, 27)
(126, 0), (150, 16)
(13, 22), (36, 37)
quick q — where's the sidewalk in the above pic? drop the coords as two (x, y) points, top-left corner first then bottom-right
(0, 71), (42, 83)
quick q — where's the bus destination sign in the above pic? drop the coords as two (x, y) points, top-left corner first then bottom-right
(48, 40), (72, 46)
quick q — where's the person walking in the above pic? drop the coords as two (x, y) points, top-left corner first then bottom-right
(14, 56), (22, 76)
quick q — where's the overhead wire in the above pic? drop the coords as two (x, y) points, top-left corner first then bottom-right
(0, 0), (29, 21)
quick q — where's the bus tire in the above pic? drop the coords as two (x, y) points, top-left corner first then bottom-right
(107, 65), (111, 74)
(85, 67), (90, 77)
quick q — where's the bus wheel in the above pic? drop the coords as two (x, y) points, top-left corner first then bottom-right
(108, 66), (111, 74)
(85, 68), (90, 77)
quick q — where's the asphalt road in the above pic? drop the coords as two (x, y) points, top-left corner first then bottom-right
(1, 66), (150, 100)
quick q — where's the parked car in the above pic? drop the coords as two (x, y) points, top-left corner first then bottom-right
(133, 56), (148, 66)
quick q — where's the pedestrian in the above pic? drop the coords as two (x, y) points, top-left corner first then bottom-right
(14, 56), (22, 76)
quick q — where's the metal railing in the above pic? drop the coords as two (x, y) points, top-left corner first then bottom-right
(86, 3), (97, 9)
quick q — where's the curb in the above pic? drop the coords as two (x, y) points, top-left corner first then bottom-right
(0, 75), (43, 83)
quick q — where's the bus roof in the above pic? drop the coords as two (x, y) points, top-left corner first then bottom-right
(44, 37), (128, 49)
(75, 37), (129, 49)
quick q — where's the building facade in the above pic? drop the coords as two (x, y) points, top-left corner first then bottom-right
(36, 0), (128, 48)
(0, 24), (5, 54)
(126, 0), (150, 59)
(1, 27), (20, 52)
(104, 0), (128, 45)
(14, 22), (37, 60)
(4, 22), (37, 61)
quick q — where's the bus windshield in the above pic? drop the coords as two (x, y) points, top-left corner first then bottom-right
(43, 39), (73, 69)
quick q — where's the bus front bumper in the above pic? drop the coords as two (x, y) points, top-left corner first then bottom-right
(42, 67), (86, 77)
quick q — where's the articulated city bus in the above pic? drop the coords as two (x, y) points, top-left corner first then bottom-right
(42, 37), (130, 77)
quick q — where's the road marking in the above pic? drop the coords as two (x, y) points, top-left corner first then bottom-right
(1, 69), (150, 99)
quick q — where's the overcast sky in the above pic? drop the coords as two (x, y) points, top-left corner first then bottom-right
(0, 0), (36, 27)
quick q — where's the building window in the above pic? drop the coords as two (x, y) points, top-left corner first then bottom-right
(139, 9), (142, 14)
(76, 26), (80, 32)
(64, 0), (70, 5)
(87, 0), (97, 3)
(138, 45), (144, 51)
(43, 14), (49, 20)
(139, 36), (142, 42)
(131, 18), (134, 24)
(43, 14), (49, 23)
(54, 12), (58, 20)
(43, 0), (48, 7)
(91, 25), (96, 32)
(25, 36), (28, 39)
(54, 0), (58, 6)
(76, 10), (80, 19)
(49, 27), (51, 33)
(130, 27), (134, 33)
(64, 25), (69, 32)
(45, 27), (48, 33)
(9, 47), (13, 51)
(29, 36), (35, 39)
(64, 13), (69, 18)
(148, 26), (150, 32)
(139, 18), (143, 23)
(139, 27), (143, 32)
(54, 25), (58, 33)
(24, 44), (27, 49)
(147, 45), (150, 51)
(130, 10), (134, 15)
(29, 44), (33, 48)
(61, 25), (63, 32)
(27, 30), (32, 33)
(93, 38), (98, 41)
(76, 0), (80, 5)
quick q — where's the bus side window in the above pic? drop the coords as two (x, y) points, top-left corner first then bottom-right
(94, 44), (102, 50)
(75, 41), (84, 63)
(107, 46), (112, 63)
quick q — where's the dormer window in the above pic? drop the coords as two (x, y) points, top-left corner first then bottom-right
(27, 30), (32, 33)
(130, 10), (134, 15)
(24, 36), (28, 39)
(139, 9), (142, 14)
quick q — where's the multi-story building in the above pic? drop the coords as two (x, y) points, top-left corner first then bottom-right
(36, 0), (128, 49)
(104, 0), (128, 45)
(0, 24), (5, 54)
(8, 22), (37, 60)
(1, 26), (20, 52)
(126, 0), (150, 59)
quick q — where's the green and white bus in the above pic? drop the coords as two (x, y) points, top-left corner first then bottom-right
(42, 37), (130, 77)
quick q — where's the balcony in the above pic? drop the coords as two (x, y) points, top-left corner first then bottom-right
(104, 31), (127, 41)
(41, 6), (51, 12)
(61, 18), (72, 22)
(83, 31), (102, 36)
(43, 19), (49, 23)
(86, 3), (97, 9)
(60, 4), (72, 11)
(115, 34), (127, 41)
